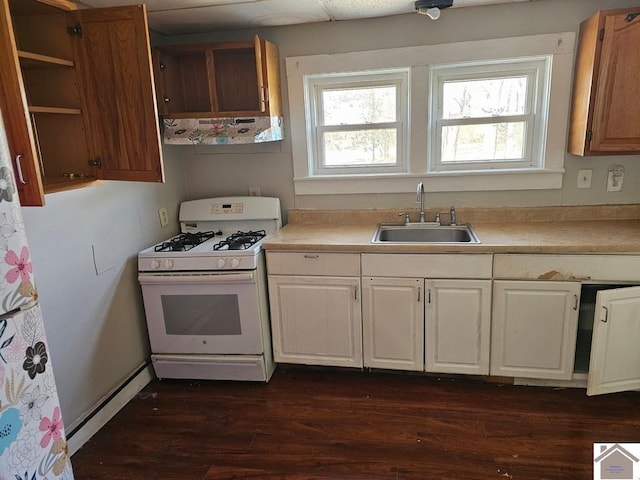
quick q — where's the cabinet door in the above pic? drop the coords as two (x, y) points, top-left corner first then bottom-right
(425, 279), (491, 375)
(362, 277), (423, 371)
(590, 11), (640, 153)
(70, 5), (163, 182)
(587, 286), (640, 396)
(268, 275), (362, 368)
(255, 35), (281, 117)
(0, 0), (44, 206)
(491, 280), (580, 380)
(568, 8), (640, 155)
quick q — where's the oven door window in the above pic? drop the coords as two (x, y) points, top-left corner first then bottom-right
(140, 275), (264, 355)
(162, 294), (242, 336)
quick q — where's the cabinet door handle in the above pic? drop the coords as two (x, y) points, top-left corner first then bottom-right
(354, 285), (358, 301)
(303, 254), (319, 259)
(427, 288), (432, 304)
(417, 286), (421, 303)
(573, 294), (579, 311)
(15, 155), (28, 185)
(600, 306), (608, 323)
(625, 12), (640, 22)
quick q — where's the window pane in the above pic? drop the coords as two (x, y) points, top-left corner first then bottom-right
(323, 129), (397, 166)
(442, 77), (528, 120)
(441, 122), (525, 162)
(322, 86), (396, 126)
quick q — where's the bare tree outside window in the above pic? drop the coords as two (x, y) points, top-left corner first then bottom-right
(321, 86), (397, 166)
(441, 76), (528, 162)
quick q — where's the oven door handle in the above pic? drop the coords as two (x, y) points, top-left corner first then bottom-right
(138, 272), (255, 284)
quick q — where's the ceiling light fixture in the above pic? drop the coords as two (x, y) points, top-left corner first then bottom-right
(415, 0), (453, 20)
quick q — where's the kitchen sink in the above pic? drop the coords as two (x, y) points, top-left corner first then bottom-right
(371, 223), (480, 244)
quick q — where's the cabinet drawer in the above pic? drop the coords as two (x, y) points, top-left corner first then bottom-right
(494, 254), (640, 282)
(361, 253), (492, 278)
(266, 252), (360, 276)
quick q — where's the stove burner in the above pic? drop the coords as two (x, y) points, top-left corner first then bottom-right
(154, 231), (219, 252)
(213, 230), (266, 251)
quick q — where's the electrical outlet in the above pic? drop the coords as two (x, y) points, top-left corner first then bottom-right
(158, 207), (169, 227)
(606, 166), (624, 192)
(248, 186), (261, 196)
(577, 169), (592, 189)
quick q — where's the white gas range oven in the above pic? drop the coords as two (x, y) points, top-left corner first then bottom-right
(138, 196), (282, 382)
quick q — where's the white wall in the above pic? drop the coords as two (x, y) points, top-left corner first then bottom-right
(154, 0), (640, 213)
(21, 145), (186, 431)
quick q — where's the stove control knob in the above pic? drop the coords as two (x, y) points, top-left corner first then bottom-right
(150, 260), (160, 270)
(230, 258), (241, 269)
(163, 259), (174, 269)
(216, 258), (226, 269)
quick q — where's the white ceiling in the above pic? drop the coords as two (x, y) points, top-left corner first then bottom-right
(75, 0), (533, 35)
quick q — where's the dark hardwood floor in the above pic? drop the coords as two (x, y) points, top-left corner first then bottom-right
(70, 366), (640, 479)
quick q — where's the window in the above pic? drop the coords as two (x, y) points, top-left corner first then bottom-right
(286, 32), (574, 194)
(429, 57), (551, 173)
(306, 70), (409, 176)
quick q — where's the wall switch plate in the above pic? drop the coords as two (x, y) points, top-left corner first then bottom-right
(606, 165), (624, 192)
(577, 169), (592, 189)
(158, 207), (169, 227)
(248, 186), (261, 196)
(92, 241), (116, 275)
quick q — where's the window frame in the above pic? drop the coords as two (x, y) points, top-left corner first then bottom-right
(428, 57), (552, 173)
(285, 32), (575, 195)
(306, 69), (410, 176)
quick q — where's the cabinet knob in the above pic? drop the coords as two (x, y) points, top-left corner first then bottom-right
(163, 96), (171, 104)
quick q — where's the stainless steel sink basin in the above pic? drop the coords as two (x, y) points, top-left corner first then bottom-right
(371, 223), (480, 244)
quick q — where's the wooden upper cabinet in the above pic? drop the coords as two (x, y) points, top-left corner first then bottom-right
(70, 6), (163, 182)
(568, 8), (640, 156)
(152, 36), (282, 118)
(0, 0), (163, 206)
(0, 0), (48, 206)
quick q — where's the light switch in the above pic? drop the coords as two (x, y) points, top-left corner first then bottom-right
(577, 169), (592, 189)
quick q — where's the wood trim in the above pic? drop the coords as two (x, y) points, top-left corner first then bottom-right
(28, 105), (81, 114)
(18, 50), (74, 67)
(35, 0), (77, 11)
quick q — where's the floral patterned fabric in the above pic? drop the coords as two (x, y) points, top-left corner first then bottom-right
(0, 114), (73, 479)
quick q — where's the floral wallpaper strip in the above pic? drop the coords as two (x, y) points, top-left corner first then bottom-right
(163, 116), (284, 144)
(0, 112), (74, 479)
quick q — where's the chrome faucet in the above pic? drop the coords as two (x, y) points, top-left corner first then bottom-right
(416, 181), (425, 222)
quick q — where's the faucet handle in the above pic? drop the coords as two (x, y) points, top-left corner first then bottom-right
(398, 212), (410, 225)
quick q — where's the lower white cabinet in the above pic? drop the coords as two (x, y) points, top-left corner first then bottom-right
(267, 252), (362, 368)
(425, 279), (492, 375)
(265, 250), (640, 396)
(587, 286), (640, 395)
(362, 277), (424, 371)
(491, 280), (580, 380)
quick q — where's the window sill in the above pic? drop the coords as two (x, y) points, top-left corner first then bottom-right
(294, 169), (564, 195)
